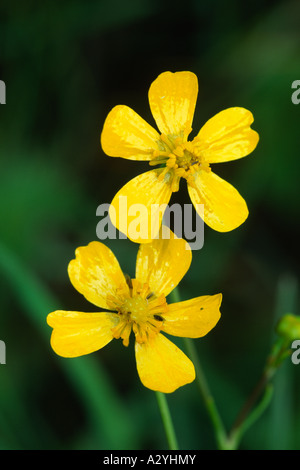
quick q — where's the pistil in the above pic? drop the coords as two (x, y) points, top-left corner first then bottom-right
(150, 132), (211, 190)
(109, 279), (168, 346)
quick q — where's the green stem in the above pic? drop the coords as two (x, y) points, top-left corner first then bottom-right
(228, 337), (289, 448)
(229, 385), (274, 447)
(183, 337), (229, 449)
(155, 391), (179, 450)
(169, 287), (292, 449)
(170, 287), (229, 449)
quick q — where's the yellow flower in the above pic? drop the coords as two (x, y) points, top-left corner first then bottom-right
(101, 71), (259, 241)
(47, 229), (222, 393)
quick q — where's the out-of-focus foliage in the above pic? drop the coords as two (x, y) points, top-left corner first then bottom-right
(0, 0), (299, 450)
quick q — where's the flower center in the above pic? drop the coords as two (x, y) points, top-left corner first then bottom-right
(108, 279), (168, 346)
(149, 131), (211, 191)
(121, 296), (148, 323)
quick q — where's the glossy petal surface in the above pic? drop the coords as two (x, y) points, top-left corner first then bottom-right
(162, 294), (222, 337)
(101, 105), (160, 160)
(194, 107), (259, 163)
(135, 226), (192, 297)
(47, 310), (117, 357)
(109, 169), (173, 243)
(135, 333), (195, 393)
(188, 170), (248, 232)
(149, 71), (198, 136)
(68, 241), (129, 310)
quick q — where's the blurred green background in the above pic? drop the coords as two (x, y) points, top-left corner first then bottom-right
(0, 0), (299, 450)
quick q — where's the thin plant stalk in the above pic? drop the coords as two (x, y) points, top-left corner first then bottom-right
(182, 337), (229, 449)
(169, 286), (229, 449)
(155, 391), (179, 450)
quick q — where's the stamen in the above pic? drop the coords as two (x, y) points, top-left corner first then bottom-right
(148, 293), (168, 314)
(200, 161), (211, 173)
(166, 155), (176, 168)
(149, 156), (168, 166)
(160, 134), (174, 151)
(174, 167), (186, 178)
(111, 318), (132, 346)
(149, 130), (211, 189)
(157, 167), (171, 182)
(173, 146), (184, 158)
(183, 127), (193, 141)
(110, 280), (168, 346)
(171, 174), (181, 192)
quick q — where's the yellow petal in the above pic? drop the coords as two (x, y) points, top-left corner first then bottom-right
(47, 310), (117, 357)
(188, 170), (249, 232)
(194, 107), (259, 163)
(100, 105), (160, 160)
(162, 294), (222, 338)
(135, 226), (192, 297)
(148, 71), (198, 136)
(135, 333), (195, 393)
(68, 241), (129, 310)
(109, 169), (173, 243)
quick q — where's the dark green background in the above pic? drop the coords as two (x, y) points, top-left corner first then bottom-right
(0, 0), (299, 450)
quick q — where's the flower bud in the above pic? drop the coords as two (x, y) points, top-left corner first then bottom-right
(276, 314), (300, 342)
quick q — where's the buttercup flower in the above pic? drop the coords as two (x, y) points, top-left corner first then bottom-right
(47, 229), (222, 393)
(101, 71), (259, 241)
